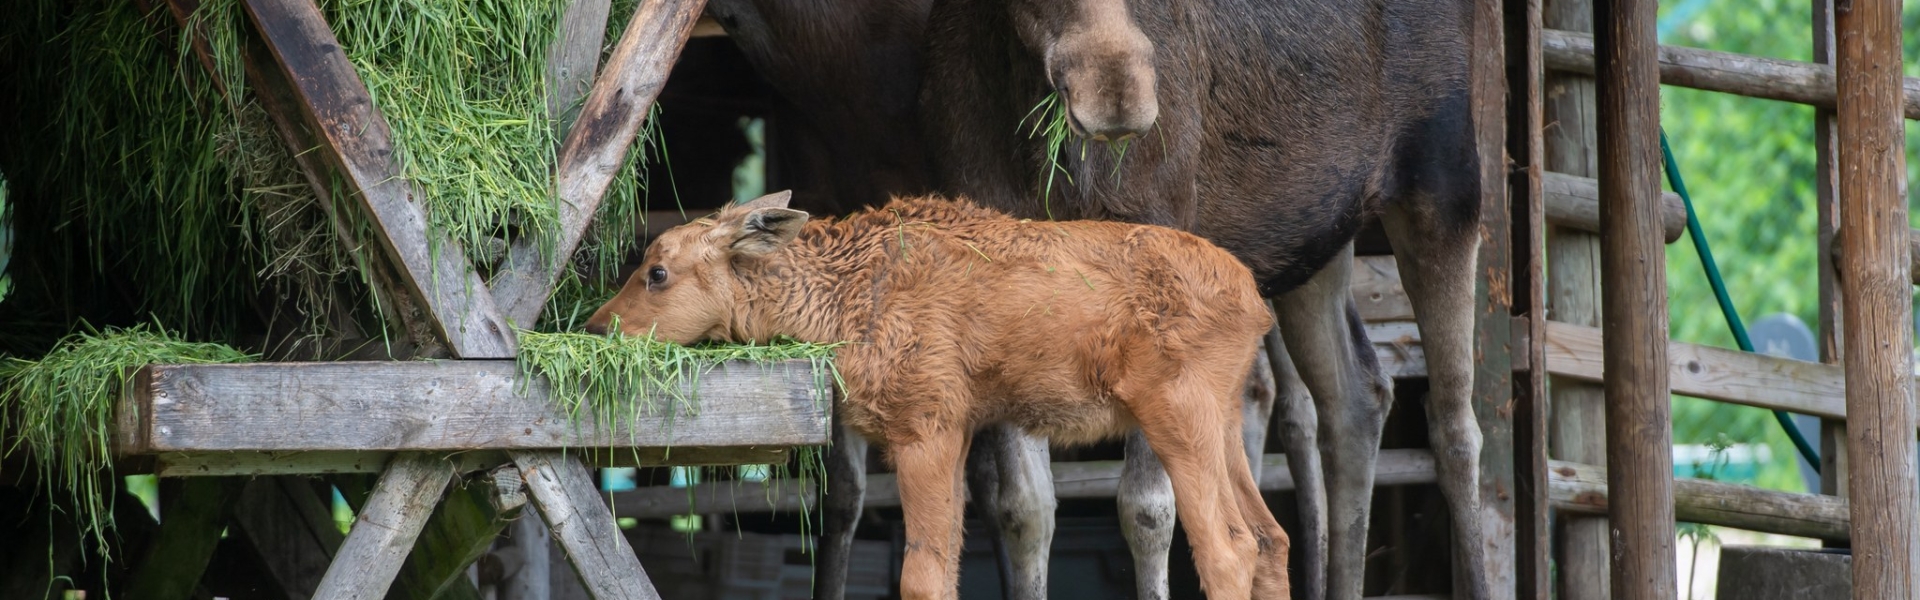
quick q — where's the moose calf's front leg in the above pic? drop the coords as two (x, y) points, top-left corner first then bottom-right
(818, 421), (870, 600)
(894, 426), (972, 600)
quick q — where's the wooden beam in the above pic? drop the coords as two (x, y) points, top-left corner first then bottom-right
(1824, 228), (1920, 284)
(544, 0), (614, 133)
(489, 0), (709, 327)
(1594, 0), (1676, 597)
(121, 478), (246, 600)
(1547, 461), (1849, 541)
(386, 480), (512, 600)
(1543, 29), (1920, 120)
(513, 451), (662, 599)
(1542, 171), (1684, 243)
(117, 360), (829, 455)
(1504, 0), (1550, 591)
(150, 447), (790, 477)
(1543, 321), (1846, 419)
(1468, 0), (1518, 589)
(240, 0), (517, 358)
(312, 454), (456, 599)
(610, 449), (1441, 519)
(1834, 0), (1917, 595)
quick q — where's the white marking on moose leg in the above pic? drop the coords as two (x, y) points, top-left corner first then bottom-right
(970, 424), (1056, 600)
(818, 420), (869, 600)
(1274, 243), (1392, 600)
(1382, 206), (1489, 600)
(1265, 322), (1328, 600)
(1117, 429), (1176, 600)
(895, 425), (972, 600)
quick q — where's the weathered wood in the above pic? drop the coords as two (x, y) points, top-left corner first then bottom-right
(544, 0), (614, 132)
(118, 360), (829, 454)
(513, 451), (662, 600)
(240, 0), (517, 358)
(1547, 461), (1850, 542)
(1811, 0), (1847, 518)
(312, 453), (456, 600)
(1595, 0), (1676, 597)
(1469, 0), (1518, 589)
(230, 475), (349, 599)
(1542, 171), (1684, 242)
(1824, 229), (1920, 284)
(1352, 255), (1414, 322)
(1542, 0), (1609, 593)
(385, 481), (510, 600)
(121, 477), (246, 599)
(1834, 0), (1918, 595)
(1543, 29), (1920, 120)
(151, 447), (790, 477)
(610, 449), (1440, 518)
(1544, 321), (1847, 419)
(1504, 0), (1549, 591)
(489, 0), (709, 327)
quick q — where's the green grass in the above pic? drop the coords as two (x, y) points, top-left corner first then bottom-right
(1018, 92), (1138, 220)
(0, 324), (256, 558)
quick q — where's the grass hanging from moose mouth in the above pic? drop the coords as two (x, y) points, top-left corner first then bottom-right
(1019, 92), (1138, 221)
(0, 324), (257, 560)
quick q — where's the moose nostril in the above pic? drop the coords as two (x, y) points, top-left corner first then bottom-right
(584, 321), (609, 336)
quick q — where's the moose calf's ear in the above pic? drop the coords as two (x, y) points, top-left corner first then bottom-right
(731, 207), (809, 256)
(735, 189), (793, 211)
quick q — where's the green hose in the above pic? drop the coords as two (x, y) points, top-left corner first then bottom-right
(1659, 128), (1822, 472)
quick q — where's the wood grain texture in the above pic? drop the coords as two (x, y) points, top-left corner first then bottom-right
(1544, 29), (1920, 120)
(1835, 0), (1919, 594)
(1547, 460), (1850, 541)
(1544, 321), (1848, 419)
(120, 360), (829, 454)
(490, 0), (709, 327)
(610, 449), (1441, 518)
(544, 0), (613, 131)
(311, 453), (455, 600)
(1812, 0), (1849, 509)
(1504, 0), (1549, 591)
(1470, 0), (1519, 589)
(1542, 0), (1610, 593)
(151, 447), (790, 477)
(230, 476), (348, 599)
(1595, 0), (1677, 596)
(240, 0), (516, 358)
(1542, 171), (1684, 242)
(514, 451), (661, 600)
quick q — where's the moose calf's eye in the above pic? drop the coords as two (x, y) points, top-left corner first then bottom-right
(647, 266), (667, 285)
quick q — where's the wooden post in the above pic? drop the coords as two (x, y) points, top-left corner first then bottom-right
(1542, 0), (1609, 595)
(1834, 0), (1918, 596)
(1812, 0), (1850, 511)
(513, 451), (662, 600)
(1470, 0), (1518, 593)
(1503, 0), (1548, 593)
(311, 454), (456, 600)
(1595, 0), (1675, 598)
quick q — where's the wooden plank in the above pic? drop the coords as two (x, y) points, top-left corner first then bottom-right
(1542, 29), (1920, 120)
(514, 451), (662, 600)
(1594, 0), (1677, 597)
(609, 449), (1441, 519)
(1547, 461), (1849, 542)
(1543, 322), (1848, 419)
(152, 447), (790, 477)
(240, 0), (517, 358)
(1469, 0), (1518, 590)
(119, 360), (829, 454)
(386, 480), (512, 600)
(1811, 0), (1848, 524)
(1542, 0), (1609, 594)
(312, 454), (456, 600)
(1352, 255), (1414, 322)
(544, 0), (614, 132)
(1834, 0), (1918, 595)
(230, 476), (348, 599)
(1503, 0), (1549, 591)
(121, 478), (246, 599)
(1542, 171), (1684, 243)
(489, 0), (709, 327)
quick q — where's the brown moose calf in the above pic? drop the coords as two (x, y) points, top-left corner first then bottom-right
(585, 191), (1288, 600)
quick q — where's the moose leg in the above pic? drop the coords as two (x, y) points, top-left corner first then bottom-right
(967, 424), (1056, 600)
(1118, 431), (1176, 600)
(1274, 242), (1393, 600)
(894, 424), (974, 600)
(817, 421), (870, 600)
(1220, 387), (1293, 600)
(1382, 204), (1488, 600)
(1265, 323), (1328, 600)
(1240, 343), (1277, 482)
(1131, 374), (1259, 600)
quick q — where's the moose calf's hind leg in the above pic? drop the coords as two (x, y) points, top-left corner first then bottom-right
(1118, 429), (1176, 600)
(1382, 205), (1489, 600)
(893, 426), (973, 600)
(1132, 376), (1258, 600)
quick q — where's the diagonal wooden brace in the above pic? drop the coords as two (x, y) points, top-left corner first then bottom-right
(311, 453), (456, 600)
(513, 450), (663, 600)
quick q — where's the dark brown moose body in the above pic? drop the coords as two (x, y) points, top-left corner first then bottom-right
(585, 192), (1288, 600)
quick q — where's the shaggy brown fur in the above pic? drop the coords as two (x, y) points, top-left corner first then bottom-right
(586, 192), (1289, 600)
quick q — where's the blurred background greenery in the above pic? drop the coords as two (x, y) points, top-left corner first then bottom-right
(1653, 0), (1920, 493)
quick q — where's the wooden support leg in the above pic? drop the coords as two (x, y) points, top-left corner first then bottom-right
(123, 477), (247, 599)
(512, 451), (660, 600)
(232, 475), (351, 596)
(312, 453), (455, 600)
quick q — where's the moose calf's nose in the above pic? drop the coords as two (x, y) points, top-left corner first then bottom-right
(583, 321), (609, 335)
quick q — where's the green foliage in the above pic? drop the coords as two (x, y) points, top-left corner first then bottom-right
(0, 324), (256, 558)
(1654, 0), (1920, 493)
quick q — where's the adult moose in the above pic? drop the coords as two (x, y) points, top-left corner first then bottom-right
(585, 193), (1292, 600)
(918, 0), (1490, 599)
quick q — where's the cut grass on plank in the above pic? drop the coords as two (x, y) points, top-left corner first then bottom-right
(0, 323), (257, 559)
